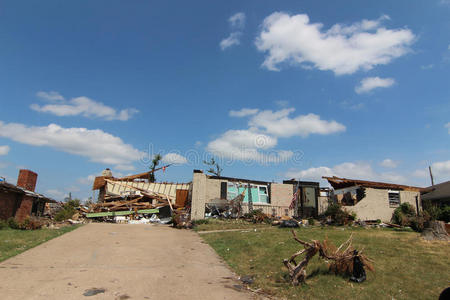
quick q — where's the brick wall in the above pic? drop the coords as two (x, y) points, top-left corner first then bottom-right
(14, 195), (34, 222)
(17, 169), (38, 192)
(0, 191), (21, 220)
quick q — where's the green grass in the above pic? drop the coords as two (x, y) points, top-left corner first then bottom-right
(200, 222), (450, 300)
(193, 219), (272, 232)
(0, 225), (81, 262)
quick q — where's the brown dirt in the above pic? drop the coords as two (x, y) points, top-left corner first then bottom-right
(0, 223), (260, 300)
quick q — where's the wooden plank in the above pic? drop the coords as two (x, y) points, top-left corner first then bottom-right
(176, 189), (189, 207)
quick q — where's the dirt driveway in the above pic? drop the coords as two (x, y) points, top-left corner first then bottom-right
(0, 223), (258, 300)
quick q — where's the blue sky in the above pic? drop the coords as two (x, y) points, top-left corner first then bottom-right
(1, 0), (449, 201)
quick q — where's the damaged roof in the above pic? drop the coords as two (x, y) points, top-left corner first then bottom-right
(323, 176), (423, 192)
(0, 181), (56, 202)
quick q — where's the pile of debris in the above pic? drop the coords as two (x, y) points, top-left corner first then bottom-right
(86, 168), (191, 224)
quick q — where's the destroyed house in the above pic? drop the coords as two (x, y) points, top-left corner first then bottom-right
(0, 169), (55, 222)
(90, 169), (191, 218)
(190, 170), (328, 220)
(324, 176), (423, 222)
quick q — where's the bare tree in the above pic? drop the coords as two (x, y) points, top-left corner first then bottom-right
(149, 154), (162, 182)
(203, 157), (223, 176)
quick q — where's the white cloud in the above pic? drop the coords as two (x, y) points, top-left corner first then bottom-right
(207, 107), (344, 163)
(256, 13), (415, 75)
(0, 121), (144, 168)
(420, 64), (434, 70)
(45, 189), (66, 200)
(229, 12), (246, 29)
(414, 160), (450, 183)
(206, 129), (293, 163)
(78, 174), (97, 185)
(340, 100), (364, 111)
(220, 12), (246, 50)
(162, 153), (188, 165)
(229, 108), (259, 117)
(249, 108), (346, 138)
(114, 164), (136, 171)
(284, 161), (408, 185)
(380, 158), (398, 168)
(31, 92), (138, 121)
(220, 32), (242, 50)
(36, 91), (65, 101)
(355, 77), (395, 94)
(445, 122), (450, 134)
(0, 145), (10, 156)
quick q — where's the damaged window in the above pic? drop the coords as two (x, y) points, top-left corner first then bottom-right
(388, 191), (400, 207)
(258, 186), (269, 203)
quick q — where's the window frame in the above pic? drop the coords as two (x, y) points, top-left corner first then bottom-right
(388, 190), (401, 207)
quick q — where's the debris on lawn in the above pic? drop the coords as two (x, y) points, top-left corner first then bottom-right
(83, 288), (106, 296)
(283, 230), (374, 286)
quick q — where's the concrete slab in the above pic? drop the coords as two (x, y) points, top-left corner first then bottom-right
(0, 223), (257, 300)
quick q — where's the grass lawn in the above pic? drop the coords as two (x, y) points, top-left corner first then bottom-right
(197, 221), (450, 300)
(0, 225), (81, 262)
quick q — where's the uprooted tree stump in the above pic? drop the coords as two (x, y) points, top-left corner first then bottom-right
(283, 230), (374, 286)
(421, 220), (450, 241)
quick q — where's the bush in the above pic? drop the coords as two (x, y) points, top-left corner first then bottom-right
(54, 199), (80, 221)
(307, 217), (315, 226)
(392, 203), (416, 226)
(391, 203), (431, 232)
(18, 217), (43, 230)
(324, 203), (355, 225)
(0, 220), (7, 230)
(54, 208), (75, 222)
(191, 219), (210, 226)
(7, 217), (19, 229)
(439, 206), (450, 223)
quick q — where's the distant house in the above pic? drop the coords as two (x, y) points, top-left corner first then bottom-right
(0, 170), (55, 222)
(421, 181), (450, 207)
(323, 176), (423, 222)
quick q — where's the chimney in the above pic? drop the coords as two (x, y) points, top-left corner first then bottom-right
(17, 169), (38, 192)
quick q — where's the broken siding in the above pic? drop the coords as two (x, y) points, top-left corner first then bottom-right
(106, 181), (191, 202)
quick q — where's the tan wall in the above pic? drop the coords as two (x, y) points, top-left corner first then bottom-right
(191, 172), (207, 220)
(344, 188), (420, 222)
(190, 173), (296, 219)
(318, 196), (329, 215)
(270, 183), (293, 207)
(205, 178), (225, 201)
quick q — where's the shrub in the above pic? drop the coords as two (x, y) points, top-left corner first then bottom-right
(18, 217), (43, 230)
(307, 217), (315, 226)
(392, 203), (416, 226)
(54, 208), (75, 222)
(191, 219), (210, 226)
(439, 206), (450, 223)
(0, 220), (7, 230)
(324, 203), (355, 225)
(7, 217), (19, 229)
(54, 199), (80, 221)
(391, 203), (431, 232)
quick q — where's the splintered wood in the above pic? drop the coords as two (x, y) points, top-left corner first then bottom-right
(283, 230), (374, 286)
